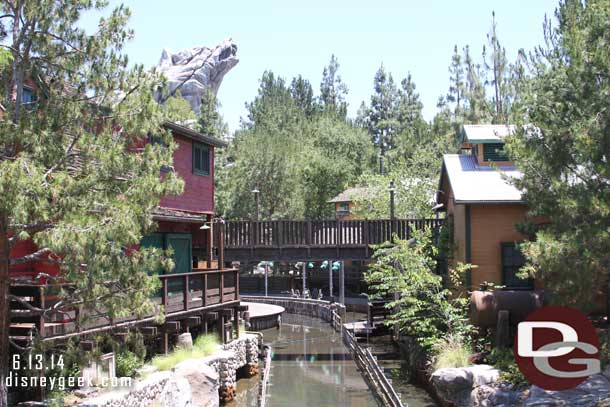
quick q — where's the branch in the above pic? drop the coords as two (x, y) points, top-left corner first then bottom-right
(9, 248), (55, 265)
(8, 295), (43, 312)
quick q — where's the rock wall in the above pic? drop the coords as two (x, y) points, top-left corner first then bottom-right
(431, 364), (610, 407)
(77, 334), (259, 407)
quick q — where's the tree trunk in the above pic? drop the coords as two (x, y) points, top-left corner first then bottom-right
(0, 216), (10, 407)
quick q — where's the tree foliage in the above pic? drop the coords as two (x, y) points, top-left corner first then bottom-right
(0, 2), (181, 403)
(506, 0), (610, 311)
(365, 230), (473, 351)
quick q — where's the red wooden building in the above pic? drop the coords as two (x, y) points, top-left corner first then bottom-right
(9, 120), (242, 347)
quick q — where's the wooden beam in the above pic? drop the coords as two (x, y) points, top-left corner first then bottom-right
(140, 326), (158, 336)
(182, 316), (201, 327)
(162, 321), (181, 333)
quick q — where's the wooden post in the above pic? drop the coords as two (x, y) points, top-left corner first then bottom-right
(218, 222), (225, 270)
(234, 307), (239, 338)
(207, 215), (213, 269)
(184, 274), (190, 311)
(38, 286), (45, 338)
(235, 269), (240, 300)
(220, 272), (225, 304)
(203, 273), (208, 307)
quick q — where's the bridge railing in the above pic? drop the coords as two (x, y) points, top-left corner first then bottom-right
(224, 218), (443, 248)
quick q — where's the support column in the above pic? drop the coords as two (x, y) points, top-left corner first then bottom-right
(207, 214), (213, 269)
(302, 262), (307, 296)
(340, 261), (345, 305)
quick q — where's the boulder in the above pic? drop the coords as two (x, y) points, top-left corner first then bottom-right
(155, 39), (238, 113)
(431, 365), (501, 407)
(176, 332), (193, 350)
(159, 376), (192, 407)
(174, 358), (220, 407)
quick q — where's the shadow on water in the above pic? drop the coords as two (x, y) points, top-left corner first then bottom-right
(229, 313), (437, 407)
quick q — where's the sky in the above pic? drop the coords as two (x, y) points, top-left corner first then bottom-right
(82, 0), (559, 132)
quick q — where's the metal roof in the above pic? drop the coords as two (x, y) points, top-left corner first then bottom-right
(461, 124), (515, 144)
(441, 154), (524, 204)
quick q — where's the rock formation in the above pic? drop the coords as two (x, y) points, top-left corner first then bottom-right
(155, 38), (238, 113)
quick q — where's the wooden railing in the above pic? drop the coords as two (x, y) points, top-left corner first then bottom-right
(224, 218), (443, 249)
(9, 268), (239, 342)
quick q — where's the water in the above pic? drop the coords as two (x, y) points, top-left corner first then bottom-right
(230, 313), (437, 407)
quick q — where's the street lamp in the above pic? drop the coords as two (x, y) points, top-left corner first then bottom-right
(251, 186), (260, 221)
(389, 180), (396, 220)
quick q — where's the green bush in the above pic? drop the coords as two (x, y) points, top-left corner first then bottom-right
(432, 335), (472, 370)
(116, 350), (142, 378)
(489, 348), (529, 388)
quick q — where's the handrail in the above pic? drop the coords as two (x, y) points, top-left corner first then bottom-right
(333, 309), (405, 407)
(258, 344), (273, 407)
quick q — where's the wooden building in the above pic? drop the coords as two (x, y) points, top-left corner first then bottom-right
(436, 125), (533, 291)
(9, 120), (242, 348)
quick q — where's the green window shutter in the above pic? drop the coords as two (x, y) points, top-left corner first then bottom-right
(483, 143), (509, 162)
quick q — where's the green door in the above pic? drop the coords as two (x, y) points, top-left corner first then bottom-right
(165, 234), (192, 275)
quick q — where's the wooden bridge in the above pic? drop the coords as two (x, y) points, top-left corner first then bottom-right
(223, 218), (444, 262)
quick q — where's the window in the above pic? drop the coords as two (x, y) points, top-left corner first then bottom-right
(501, 242), (533, 289)
(338, 203), (349, 212)
(193, 142), (210, 176)
(483, 143), (509, 162)
(21, 87), (36, 108)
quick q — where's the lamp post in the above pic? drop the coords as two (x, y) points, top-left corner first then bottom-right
(389, 180), (396, 220)
(251, 186), (260, 221)
(389, 180), (396, 237)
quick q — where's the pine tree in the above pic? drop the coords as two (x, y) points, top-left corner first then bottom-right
(506, 0), (610, 311)
(463, 45), (489, 124)
(447, 45), (465, 120)
(484, 11), (510, 123)
(319, 55), (348, 119)
(0, 2), (182, 404)
(367, 64), (399, 162)
(198, 88), (227, 139)
(290, 75), (316, 118)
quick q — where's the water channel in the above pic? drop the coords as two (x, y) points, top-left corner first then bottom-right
(229, 313), (437, 407)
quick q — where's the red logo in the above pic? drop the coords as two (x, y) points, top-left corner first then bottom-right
(514, 306), (600, 390)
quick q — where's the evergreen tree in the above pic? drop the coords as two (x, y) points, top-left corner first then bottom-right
(484, 11), (510, 123)
(506, 0), (610, 311)
(0, 2), (182, 404)
(198, 87), (227, 139)
(366, 64), (399, 162)
(290, 75), (316, 118)
(463, 45), (490, 124)
(164, 90), (197, 123)
(447, 45), (465, 119)
(319, 54), (348, 119)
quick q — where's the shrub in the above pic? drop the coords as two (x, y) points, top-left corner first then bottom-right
(488, 348), (529, 388)
(116, 349), (142, 377)
(432, 335), (472, 371)
(365, 229), (475, 352)
(151, 334), (220, 371)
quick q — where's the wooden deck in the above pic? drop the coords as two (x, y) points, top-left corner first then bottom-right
(9, 268), (240, 344)
(224, 218), (444, 261)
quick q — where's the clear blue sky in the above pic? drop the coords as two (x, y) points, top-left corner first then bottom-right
(84, 0), (558, 132)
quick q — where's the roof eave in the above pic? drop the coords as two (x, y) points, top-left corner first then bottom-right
(454, 199), (526, 205)
(163, 121), (228, 148)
